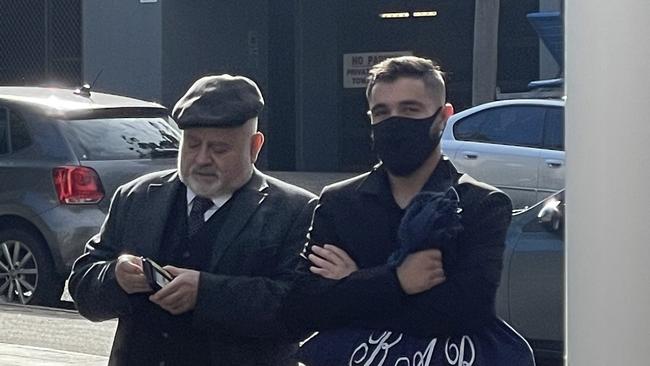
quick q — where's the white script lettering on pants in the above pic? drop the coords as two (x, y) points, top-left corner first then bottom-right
(350, 331), (403, 366)
(445, 336), (475, 366)
(348, 331), (476, 366)
(394, 338), (437, 366)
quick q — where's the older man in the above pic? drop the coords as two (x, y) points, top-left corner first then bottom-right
(69, 75), (316, 365)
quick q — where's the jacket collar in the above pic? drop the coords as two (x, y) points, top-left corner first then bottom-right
(358, 156), (461, 197)
(143, 170), (183, 256)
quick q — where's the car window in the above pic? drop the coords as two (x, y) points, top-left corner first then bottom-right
(0, 108), (7, 154)
(454, 105), (546, 148)
(0, 108), (31, 153)
(60, 117), (180, 160)
(10, 110), (32, 151)
(453, 111), (489, 141)
(544, 107), (564, 150)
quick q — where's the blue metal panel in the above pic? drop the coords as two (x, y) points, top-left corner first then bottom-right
(527, 11), (564, 68)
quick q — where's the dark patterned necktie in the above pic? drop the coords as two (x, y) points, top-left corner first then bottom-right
(188, 196), (214, 236)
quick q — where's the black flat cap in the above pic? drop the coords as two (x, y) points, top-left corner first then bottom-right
(172, 74), (264, 129)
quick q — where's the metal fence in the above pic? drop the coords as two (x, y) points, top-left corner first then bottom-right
(0, 0), (81, 87)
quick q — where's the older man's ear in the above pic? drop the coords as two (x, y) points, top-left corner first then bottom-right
(250, 132), (265, 163)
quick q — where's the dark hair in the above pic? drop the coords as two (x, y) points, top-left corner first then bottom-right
(365, 56), (446, 103)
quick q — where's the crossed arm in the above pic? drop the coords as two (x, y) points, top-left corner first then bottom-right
(289, 190), (512, 336)
(308, 244), (446, 295)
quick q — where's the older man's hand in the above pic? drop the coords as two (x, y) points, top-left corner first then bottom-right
(148, 266), (200, 315)
(114, 254), (152, 294)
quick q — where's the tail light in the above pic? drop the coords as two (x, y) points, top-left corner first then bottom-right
(52, 166), (105, 204)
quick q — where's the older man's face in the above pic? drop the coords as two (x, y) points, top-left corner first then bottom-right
(178, 122), (262, 197)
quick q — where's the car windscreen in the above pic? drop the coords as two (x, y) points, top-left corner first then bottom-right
(60, 116), (180, 160)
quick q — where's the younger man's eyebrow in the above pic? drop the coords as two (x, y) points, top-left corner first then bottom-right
(398, 100), (426, 108)
(369, 104), (388, 113)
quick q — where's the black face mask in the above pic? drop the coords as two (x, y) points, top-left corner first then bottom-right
(371, 107), (443, 176)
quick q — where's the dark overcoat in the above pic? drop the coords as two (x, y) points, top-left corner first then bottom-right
(285, 158), (513, 337)
(69, 168), (316, 366)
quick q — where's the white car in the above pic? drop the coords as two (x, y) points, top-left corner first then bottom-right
(442, 99), (564, 209)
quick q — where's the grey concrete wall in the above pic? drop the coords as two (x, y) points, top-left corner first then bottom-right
(82, 0), (162, 102)
(566, 1), (650, 364)
(472, 0), (499, 105)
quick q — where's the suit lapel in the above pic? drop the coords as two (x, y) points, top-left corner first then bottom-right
(209, 170), (269, 268)
(140, 171), (182, 257)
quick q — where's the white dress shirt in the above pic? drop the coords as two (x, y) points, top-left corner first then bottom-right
(185, 187), (232, 222)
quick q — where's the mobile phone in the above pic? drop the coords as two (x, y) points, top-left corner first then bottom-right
(141, 257), (174, 291)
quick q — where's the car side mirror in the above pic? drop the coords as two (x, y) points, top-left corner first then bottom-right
(537, 197), (563, 232)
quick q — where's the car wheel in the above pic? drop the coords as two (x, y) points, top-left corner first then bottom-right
(0, 228), (62, 306)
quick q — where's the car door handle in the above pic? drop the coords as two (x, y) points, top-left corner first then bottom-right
(546, 159), (564, 168)
(462, 152), (478, 160)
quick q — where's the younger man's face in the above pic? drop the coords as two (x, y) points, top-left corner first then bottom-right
(368, 77), (441, 124)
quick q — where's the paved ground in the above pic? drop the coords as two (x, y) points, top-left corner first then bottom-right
(0, 344), (107, 366)
(0, 303), (114, 365)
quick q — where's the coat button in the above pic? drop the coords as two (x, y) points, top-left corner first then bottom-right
(158, 361), (165, 366)
(161, 332), (169, 339)
(182, 251), (190, 258)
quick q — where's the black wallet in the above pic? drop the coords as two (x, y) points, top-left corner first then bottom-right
(141, 257), (174, 291)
